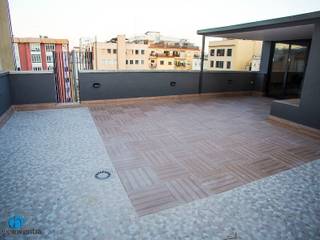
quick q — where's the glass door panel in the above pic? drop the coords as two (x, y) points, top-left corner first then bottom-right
(286, 44), (308, 97)
(268, 41), (310, 99)
(268, 43), (290, 98)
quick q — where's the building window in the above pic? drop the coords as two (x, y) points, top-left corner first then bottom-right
(113, 49), (117, 54)
(48, 66), (54, 71)
(227, 49), (232, 57)
(210, 49), (215, 56)
(126, 60), (128, 65)
(160, 60), (164, 65)
(173, 51), (179, 57)
(141, 50), (145, 55)
(141, 60), (144, 64)
(216, 49), (225, 56)
(107, 49), (111, 54)
(130, 60), (133, 64)
(135, 50), (139, 55)
(31, 54), (41, 63)
(168, 61), (172, 65)
(135, 60), (139, 64)
(46, 55), (53, 63)
(30, 43), (40, 52)
(210, 61), (214, 68)
(227, 61), (231, 69)
(216, 61), (224, 68)
(45, 44), (55, 52)
(32, 66), (42, 71)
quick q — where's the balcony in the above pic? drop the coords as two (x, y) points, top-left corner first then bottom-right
(150, 52), (181, 58)
(1, 69), (320, 239)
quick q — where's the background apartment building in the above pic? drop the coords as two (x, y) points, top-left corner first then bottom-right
(13, 36), (73, 103)
(192, 55), (209, 70)
(78, 32), (200, 71)
(79, 35), (149, 71)
(134, 31), (200, 70)
(149, 42), (200, 70)
(13, 36), (69, 71)
(208, 39), (262, 71)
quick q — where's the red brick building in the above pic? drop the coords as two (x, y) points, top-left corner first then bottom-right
(13, 37), (73, 102)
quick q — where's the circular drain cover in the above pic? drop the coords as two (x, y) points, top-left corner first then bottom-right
(95, 170), (111, 180)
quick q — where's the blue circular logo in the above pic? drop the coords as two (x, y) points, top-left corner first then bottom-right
(8, 215), (25, 229)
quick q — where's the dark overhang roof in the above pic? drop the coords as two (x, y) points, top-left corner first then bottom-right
(197, 11), (320, 36)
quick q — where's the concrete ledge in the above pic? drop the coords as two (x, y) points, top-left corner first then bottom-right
(9, 70), (53, 74)
(267, 115), (320, 139)
(81, 91), (257, 106)
(79, 70), (260, 74)
(273, 98), (300, 107)
(10, 91), (258, 110)
(0, 71), (9, 77)
(13, 103), (82, 112)
(0, 106), (14, 128)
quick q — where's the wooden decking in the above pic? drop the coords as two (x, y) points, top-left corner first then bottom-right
(90, 96), (320, 216)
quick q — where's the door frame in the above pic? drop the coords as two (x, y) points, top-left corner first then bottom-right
(266, 39), (311, 98)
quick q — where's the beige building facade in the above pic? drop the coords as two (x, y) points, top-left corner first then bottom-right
(149, 43), (200, 70)
(81, 35), (149, 71)
(208, 39), (262, 71)
(79, 32), (200, 71)
(0, 0), (15, 71)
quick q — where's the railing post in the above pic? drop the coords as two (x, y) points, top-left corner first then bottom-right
(199, 35), (206, 94)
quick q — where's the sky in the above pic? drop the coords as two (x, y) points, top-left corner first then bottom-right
(8, 0), (320, 48)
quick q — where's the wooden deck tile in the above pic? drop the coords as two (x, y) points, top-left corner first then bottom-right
(90, 96), (320, 216)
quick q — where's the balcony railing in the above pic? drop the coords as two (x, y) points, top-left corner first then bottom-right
(150, 53), (181, 58)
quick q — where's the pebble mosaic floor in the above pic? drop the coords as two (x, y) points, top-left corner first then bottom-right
(0, 107), (319, 239)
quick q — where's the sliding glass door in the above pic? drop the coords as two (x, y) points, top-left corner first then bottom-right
(267, 41), (310, 99)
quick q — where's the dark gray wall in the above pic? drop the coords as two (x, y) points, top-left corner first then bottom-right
(255, 41), (273, 93)
(270, 101), (301, 122)
(79, 71), (260, 101)
(202, 71), (257, 93)
(260, 41), (272, 74)
(270, 23), (320, 129)
(9, 72), (57, 104)
(254, 73), (267, 93)
(0, 72), (11, 115)
(79, 71), (199, 100)
(298, 23), (320, 129)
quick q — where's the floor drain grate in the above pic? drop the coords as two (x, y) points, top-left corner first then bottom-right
(95, 170), (111, 180)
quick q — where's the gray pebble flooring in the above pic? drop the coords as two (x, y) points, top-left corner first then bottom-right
(0, 108), (319, 240)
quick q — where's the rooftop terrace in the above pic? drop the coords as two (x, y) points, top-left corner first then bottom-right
(1, 6), (320, 239)
(1, 95), (319, 239)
